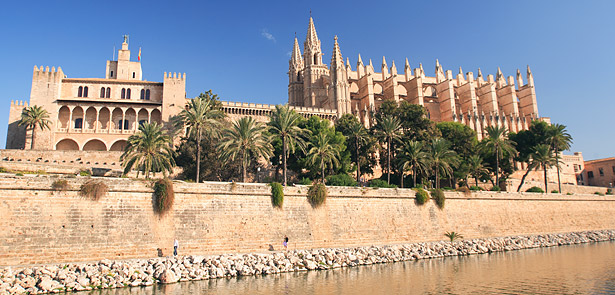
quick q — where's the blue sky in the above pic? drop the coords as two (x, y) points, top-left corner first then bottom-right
(0, 0), (613, 160)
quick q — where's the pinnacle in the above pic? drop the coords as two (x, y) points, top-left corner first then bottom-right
(331, 36), (343, 67)
(291, 37), (303, 67)
(357, 54), (363, 65)
(305, 17), (320, 47)
(405, 58), (410, 69)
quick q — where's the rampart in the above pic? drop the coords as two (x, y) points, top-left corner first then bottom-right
(1, 176), (614, 267)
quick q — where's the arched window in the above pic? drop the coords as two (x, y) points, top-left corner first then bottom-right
(100, 87), (105, 98)
(121, 88), (126, 99)
(314, 54), (318, 65)
(83, 86), (88, 97)
(145, 89), (150, 100)
(106, 87), (111, 98)
(139, 120), (146, 127)
(78, 86), (83, 97)
(118, 120), (129, 130)
(126, 89), (131, 99)
(110, 70), (114, 77)
(140, 89), (145, 100)
(132, 72), (136, 78)
(74, 118), (83, 129)
(297, 73), (301, 81)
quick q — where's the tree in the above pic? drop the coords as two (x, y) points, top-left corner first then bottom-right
(121, 122), (175, 178)
(528, 144), (559, 192)
(306, 132), (341, 183)
(218, 117), (273, 182)
(479, 126), (517, 187)
(396, 140), (429, 188)
(374, 100), (439, 141)
(336, 114), (371, 183)
(467, 155), (489, 187)
(374, 114), (402, 185)
(547, 124), (573, 193)
(428, 138), (459, 189)
(175, 91), (224, 182)
(18, 105), (51, 150)
(268, 104), (310, 185)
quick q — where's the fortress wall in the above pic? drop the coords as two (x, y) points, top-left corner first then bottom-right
(1, 176), (614, 266)
(0, 149), (122, 172)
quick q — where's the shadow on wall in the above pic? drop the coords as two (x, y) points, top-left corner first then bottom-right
(6, 122), (26, 149)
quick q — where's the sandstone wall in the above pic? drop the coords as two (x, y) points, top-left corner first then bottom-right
(1, 176), (615, 267)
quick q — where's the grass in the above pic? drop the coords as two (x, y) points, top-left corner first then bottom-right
(51, 179), (69, 191)
(79, 180), (108, 201)
(270, 182), (284, 208)
(432, 188), (445, 209)
(307, 183), (327, 208)
(153, 178), (175, 215)
(413, 188), (429, 205)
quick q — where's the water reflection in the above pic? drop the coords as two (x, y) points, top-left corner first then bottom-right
(80, 241), (615, 295)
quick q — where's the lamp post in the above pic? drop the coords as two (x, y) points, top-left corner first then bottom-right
(257, 167), (261, 183)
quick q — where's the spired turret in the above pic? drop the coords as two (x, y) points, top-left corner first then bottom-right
(329, 36), (350, 115)
(288, 36), (305, 106)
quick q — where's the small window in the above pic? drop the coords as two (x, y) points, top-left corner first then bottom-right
(110, 70), (114, 77)
(74, 118), (83, 129)
(124, 120), (129, 130)
(121, 88), (126, 99)
(140, 89), (145, 100)
(612, 166), (615, 173)
(599, 168), (604, 177)
(78, 86), (83, 97)
(132, 72), (136, 78)
(100, 87), (105, 98)
(573, 165), (578, 172)
(314, 54), (318, 65)
(117, 120), (123, 130)
(83, 86), (88, 97)
(118, 120), (129, 130)
(106, 87), (111, 98)
(588, 171), (594, 178)
(145, 89), (150, 100)
(126, 89), (131, 99)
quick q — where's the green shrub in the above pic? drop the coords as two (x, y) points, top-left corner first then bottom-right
(79, 180), (108, 201)
(0, 167), (7, 173)
(326, 173), (357, 187)
(551, 190), (559, 194)
(369, 179), (397, 188)
(456, 186), (471, 196)
(307, 183), (327, 208)
(153, 178), (175, 215)
(442, 187), (454, 191)
(444, 231), (463, 242)
(469, 185), (482, 191)
(432, 189), (445, 209)
(51, 179), (69, 191)
(566, 192), (573, 195)
(270, 182), (284, 208)
(595, 191), (605, 196)
(490, 186), (501, 192)
(15, 173), (23, 176)
(526, 186), (544, 193)
(298, 177), (312, 185)
(607, 189), (613, 195)
(413, 188), (430, 205)
(78, 169), (91, 177)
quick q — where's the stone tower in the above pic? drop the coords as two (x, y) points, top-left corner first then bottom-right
(288, 37), (304, 106)
(301, 17), (329, 108)
(329, 36), (351, 116)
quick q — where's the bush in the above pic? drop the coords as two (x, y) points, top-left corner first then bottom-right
(51, 179), (69, 191)
(526, 186), (544, 193)
(79, 180), (108, 201)
(469, 185), (482, 191)
(298, 177), (312, 185)
(566, 192), (573, 195)
(595, 191), (605, 196)
(78, 169), (91, 177)
(490, 186), (501, 192)
(270, 182), (284, 208)
(444, 231), (463, 242)
(551, 190), (559, 194)
(307, 183), (327, 208)
(456, 186), (471, 196)
(326, 173), (357, 187)
(413, 188), (430, 205)
(432, 188), (445, 209)
(15, 173), (23, 176)
(607, 189), (613, 195)
(369, 179), (397, 188)
(153, 178), (175, 215)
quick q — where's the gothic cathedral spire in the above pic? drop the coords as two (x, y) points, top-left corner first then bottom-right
(304, 17), (322, 66)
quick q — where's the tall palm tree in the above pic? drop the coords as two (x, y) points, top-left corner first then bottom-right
(374, 114), (402, 184)
(467, 155), (489, 187)
(529, 144), (559, 192)
(547, 124), (573, 193)
(306, 133), (341, 183)
(19, 105), (51, 150)
(396, 140), (429, 188)
(428, 138), (458, 189)
(176, 95), (224, 183)
(345, 119), (370, 184)
(218, 117), (273, 182)
(479, 126), (517, 187)
(268, 104), (310, 185)
(121, 122), (175, 179)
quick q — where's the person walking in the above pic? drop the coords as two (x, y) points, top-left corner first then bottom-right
(173, 239), (179, 256)
(283, 236), (289, 250)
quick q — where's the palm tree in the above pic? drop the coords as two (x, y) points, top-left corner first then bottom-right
(530, 144), (559, 192)
(396, 140), (429, 188)
(428, 138), (458, 189)
(479, 126), (517, 187)
(374, 114), (402, 184)
(467, 155), (489, 187)
(306, 133), (341, 183)
(18, 105), (51, 150)
(218, 117), (273, 182)
(547, 124), (573, 193)
(175, 95), (224, 183)
(121, 122), (175, 179)
(268, 104), (310, 185)
(345, 119), (370, 184)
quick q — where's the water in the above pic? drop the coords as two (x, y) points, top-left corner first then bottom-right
(81, 241), (615, 294)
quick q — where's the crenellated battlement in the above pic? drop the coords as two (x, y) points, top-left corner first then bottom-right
(163, 72), (186, 81)
(10, 100), (29, 108)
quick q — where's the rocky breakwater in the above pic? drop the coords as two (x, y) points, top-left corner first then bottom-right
(1, 230), (615, 294)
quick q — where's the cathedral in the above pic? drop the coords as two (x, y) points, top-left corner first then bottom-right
(288, 17), (541, 139)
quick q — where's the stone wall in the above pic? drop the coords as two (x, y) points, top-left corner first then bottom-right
(0, 149), (122, 174)
(1, 176), (615, 267)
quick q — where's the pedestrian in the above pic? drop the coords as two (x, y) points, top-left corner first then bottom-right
(173, 239), (179, 256)
(283, 236), (289, 250)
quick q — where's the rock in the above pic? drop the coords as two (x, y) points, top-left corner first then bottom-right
(158, 269), (178, 284)
(76, 276), (89, 288)
(305, 260), (317, 270)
